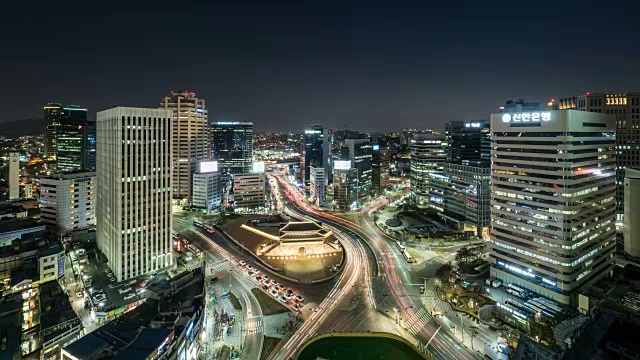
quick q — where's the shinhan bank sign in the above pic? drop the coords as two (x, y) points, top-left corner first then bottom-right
(502, 112), (551, 123)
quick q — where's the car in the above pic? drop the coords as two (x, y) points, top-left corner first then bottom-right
(270, 280), (278, 286)
(284, 292), (291, 300)
(292, 304), (301, 312)
(261, 275), (270, 282)
(285, 289), (293, 296)
(277, 284), (285, 291)
(123, 293), (136, 300)
(239, 260), (247, 267)
(420, 286), (425, 294)
(256, 275), (262, 282)
(295, 295), (304, 302)
(279, 296), (287, 303)
(76, 291), (84, 298)
(118, 288), (131, 294)
(269, 289), (278, 297)
(262, 284), (269, 290)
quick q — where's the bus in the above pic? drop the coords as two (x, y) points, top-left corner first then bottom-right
(396, 242), (406, 252)
(402, 250), (414, 263)
(506, 284), (527, 298)
(204, 224), (215, 233)
(537, 298), (562, 313)
(172, 231), (179, 238)
(193, 220), (203, 228)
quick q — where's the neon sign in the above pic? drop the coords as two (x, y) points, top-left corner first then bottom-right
(502, 112), (551, 123)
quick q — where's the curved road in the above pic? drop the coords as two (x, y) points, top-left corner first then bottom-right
(273, 174), (481, 360)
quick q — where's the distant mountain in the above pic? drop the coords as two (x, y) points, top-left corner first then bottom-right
(0, 119), (44, 135)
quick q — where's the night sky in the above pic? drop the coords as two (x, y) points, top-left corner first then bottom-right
(3, 0), (637, 132)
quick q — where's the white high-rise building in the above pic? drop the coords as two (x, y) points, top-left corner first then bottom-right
(39, 171), (96, 233)
(96, 107), (173, 282)
(160, 91), (207, 202)
(8, 152), (19, 200)
(309, 166), (325, 206)
(192, 161), (222, 212)
(409, 133), (447, 209)
(489, 110), (616, 304)
(624, 168), (640, 257)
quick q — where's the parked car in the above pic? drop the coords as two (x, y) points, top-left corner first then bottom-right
(295, 295), (304, 302)
(270, 289), (278, 297)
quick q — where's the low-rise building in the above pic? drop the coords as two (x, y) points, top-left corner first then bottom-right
(192, 162), (222, 212)
(40, 280), (83, 360)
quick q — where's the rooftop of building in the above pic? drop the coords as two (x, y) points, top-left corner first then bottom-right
(0, 218), (45, 234)
(112, 328), (173, 360)
(39, 280), (79, 332)
(38, 170), (96, 180)
(0, 296), (23, 360)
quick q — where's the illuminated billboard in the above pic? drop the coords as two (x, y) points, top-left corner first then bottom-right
(372, 144), (380, 151)
(252, 161), (265, 173)
(200, 161), (218, 173)
(334, 160), (351, 170)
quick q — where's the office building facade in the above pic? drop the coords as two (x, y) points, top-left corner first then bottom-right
(410, 133), (447, 208)
(192, 162), (222, 212)
(624, 168), (640, 257)
(8, 152), (19, 200)
(39, 171), (96, 233)
(489, 110), (616, 304)
(333, 162), (358, 211)
(551, 92), (640, 223)
(160, 91), (208, 201)
(232, 173), (265, 210)
(211, 122), (254, 176)
(96, 107), (173, 282)
(371, 146), (390, 195)
(56, 122), (96, 172)
(44, 103), (63, 158)
(309, 166), (325, 206)
(344, 138), (372, 203)
(440, 120), (491, 237)
(302, 125), (329, 195)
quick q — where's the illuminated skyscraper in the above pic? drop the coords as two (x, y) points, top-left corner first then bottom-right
(410, 133), (447, 208)
(302, 125), (329, 195)
(551, 92), (640, 223)
(44, 103), (62, 158)
(210, 122), (254, 176)
(160, 91), (207, 201)
(490, 109), (616, 304)
(96, 107), (173, 282)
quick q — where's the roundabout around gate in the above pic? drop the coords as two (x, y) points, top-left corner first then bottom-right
(220, 215), (345, 283)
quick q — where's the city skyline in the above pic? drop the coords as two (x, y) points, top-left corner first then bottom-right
(4, 1), (637, 132)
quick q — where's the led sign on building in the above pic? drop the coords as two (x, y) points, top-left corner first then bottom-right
(334, 160), (351, 170)
(465, 122), (483, 128)
(200, 161), (218, 173)
(372, 144), (380, 151)
(501, 112), (551, 123)
(252, 161), (265, 173)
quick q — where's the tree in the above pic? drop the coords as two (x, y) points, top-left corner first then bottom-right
(435, 264), (454, 289)
(469, 326), (479, 350)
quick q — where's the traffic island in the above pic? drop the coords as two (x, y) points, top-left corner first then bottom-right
(221, 215), (345, 283)
(298, 333), (428, 360)
(250, 288), (289, 316)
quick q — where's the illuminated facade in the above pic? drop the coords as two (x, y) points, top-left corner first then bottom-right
(410, 133), (447, 209)
(344, 138), (373, 201)
(550, 92), (640, 222)
(96, 107), (174, 282)
(160, 91), (207, 201)
(44, 103), (62, 158)
(56, 109), (96, 172)
(39, 171), (96, 233)
(232, 173), (265, 210)
(211, 121), (254, 176)
(192, 171), (222, 212)
(333, 166), (358, 211)
(372, 147), (390, 195)
(309, 166), (325, 206)
(624, 168), (640, 257)
(302, 125), (329, 195)
(489, 110), (616, 304)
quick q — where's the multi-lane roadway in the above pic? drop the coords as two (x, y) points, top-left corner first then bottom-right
(272, 174), (483, 360)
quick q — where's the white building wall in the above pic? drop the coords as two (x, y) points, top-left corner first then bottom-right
(8, 152), (19, 200)
(624, 168), (640, 257)
(192, 171), (222, 211)
(97, 107), (173, 282)
(39, 172), (96, 233)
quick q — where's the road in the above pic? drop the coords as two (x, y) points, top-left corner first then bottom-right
(273, 174), (483, 360)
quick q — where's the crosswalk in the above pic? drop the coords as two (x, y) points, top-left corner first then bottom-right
(414, 255), (447, 271)
(245, 317), (264, 333)
(404, 308), (433, 336)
